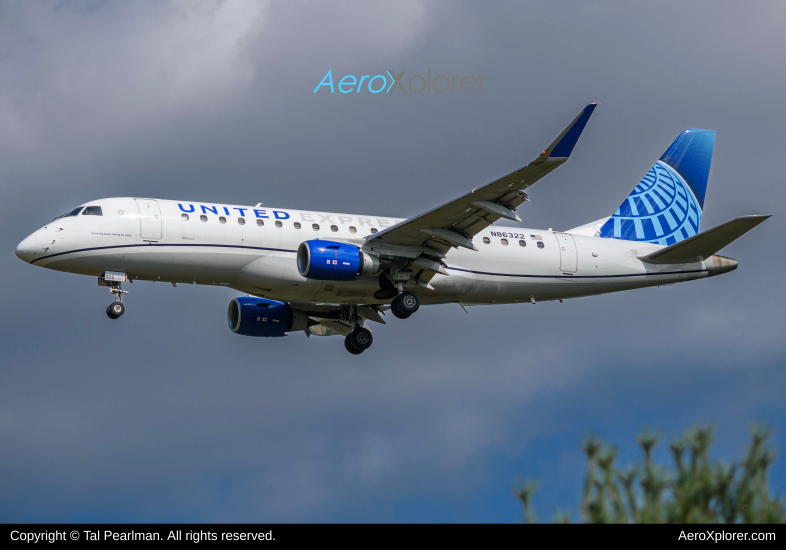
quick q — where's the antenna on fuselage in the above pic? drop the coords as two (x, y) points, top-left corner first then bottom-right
(255, 203), (263, 207)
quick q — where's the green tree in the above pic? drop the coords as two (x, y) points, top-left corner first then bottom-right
(515, 425), (785, 523)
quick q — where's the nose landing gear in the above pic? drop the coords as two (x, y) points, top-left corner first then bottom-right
(106, 285), (128, 319)
(100, 272), (129, 320)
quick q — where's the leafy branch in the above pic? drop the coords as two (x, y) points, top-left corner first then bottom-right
(515, 424), (784, 523)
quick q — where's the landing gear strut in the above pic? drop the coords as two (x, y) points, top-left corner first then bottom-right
(100, 272), (129, 320)
(391, 290), (420, 319)
(106, 284), (128, 320)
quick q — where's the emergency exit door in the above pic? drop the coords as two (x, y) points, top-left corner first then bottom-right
(555, 232), (578, 273)
(135, 199), (162, 241)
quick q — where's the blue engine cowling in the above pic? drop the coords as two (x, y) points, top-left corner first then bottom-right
(227, 296), (309, 337)
(297, 240), (379, 281)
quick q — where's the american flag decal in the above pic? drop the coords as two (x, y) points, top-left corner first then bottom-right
(530, 235), (542, 241)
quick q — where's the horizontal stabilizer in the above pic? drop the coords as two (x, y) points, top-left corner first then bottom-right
(638, 215), (770, 264)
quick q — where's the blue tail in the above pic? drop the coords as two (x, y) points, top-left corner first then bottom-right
(598, 129), (716, 245)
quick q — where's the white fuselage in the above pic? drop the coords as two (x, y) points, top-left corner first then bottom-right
(16, 197), (711, 305)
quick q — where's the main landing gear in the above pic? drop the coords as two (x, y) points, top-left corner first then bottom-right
(374, 272), (421, 319)
(390, 290), (420, 319)
(106, 284), (128, 320)
(344, 327), (373, 355)
(340, 305), (375, 355)
(338, 288), (419, 355)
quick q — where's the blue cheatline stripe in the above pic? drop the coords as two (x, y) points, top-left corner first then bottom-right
(30, 243), (298, 264)
(31, 243), (707, 280)
(445, 267), (706, 279)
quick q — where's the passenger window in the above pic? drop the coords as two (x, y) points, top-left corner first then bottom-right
(63, 207), (84, 218)
(349, 226), (357, 234)
(257, 219), (264, 227)
(219, 216), (226, 224)
(370, 228), (378, 234)
(500, 238), (508, 246)
(181, 214), (189, 221)
(519, 239), (526, 247)
(331, 225), (338, 232)
(200, 215), (208, 222)
(294, 222), (301, 229)
(82, 206), (103, 216)
(482, 237), (490, 244)
(537, 241), (544, 249)
(275, 221), (283, 228)
(312, 224), (320, 231)
(238, 218), (245, 225)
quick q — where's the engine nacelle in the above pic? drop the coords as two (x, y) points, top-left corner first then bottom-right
(297, 240), (380, 281)
(227, 296), (309, 337)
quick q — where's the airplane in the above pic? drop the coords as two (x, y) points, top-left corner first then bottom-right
(15, 104), (770, 354)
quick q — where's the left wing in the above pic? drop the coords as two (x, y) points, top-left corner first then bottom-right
(362, 103), (598, 286)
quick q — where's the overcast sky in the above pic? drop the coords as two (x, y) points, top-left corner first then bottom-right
(1, 1), (785, 522)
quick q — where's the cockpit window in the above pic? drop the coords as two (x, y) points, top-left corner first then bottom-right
(82, 206), (103, 216)
(55, 207), (84, 220)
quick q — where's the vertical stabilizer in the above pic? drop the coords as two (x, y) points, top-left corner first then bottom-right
(598, 129), (716, 245)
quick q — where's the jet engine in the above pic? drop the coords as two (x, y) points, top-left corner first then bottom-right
(227, 296), (309, 337)
(297, 240), (380, 281)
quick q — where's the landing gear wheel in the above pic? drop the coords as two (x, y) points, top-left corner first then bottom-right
(344, 335), (364, 355)
(106, 302), (125, 319)
(399, 291), (420, 314)
(106, 284), (128, 320)
(392, 291), (420, 318)
(349, 327), (373, 351)
(390, 298), (411, 320)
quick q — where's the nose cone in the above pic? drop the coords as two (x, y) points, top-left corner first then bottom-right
(15, 234), (37, 263)
(705, 254), (738, 277)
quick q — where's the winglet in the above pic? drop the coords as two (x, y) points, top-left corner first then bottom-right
(541, 103), (598, 160)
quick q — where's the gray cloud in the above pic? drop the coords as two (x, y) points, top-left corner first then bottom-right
(1, 0), (784, 521)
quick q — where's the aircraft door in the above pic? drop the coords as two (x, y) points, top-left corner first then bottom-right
(555, 232), (578, 273)
(135, 199), (162, 241)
